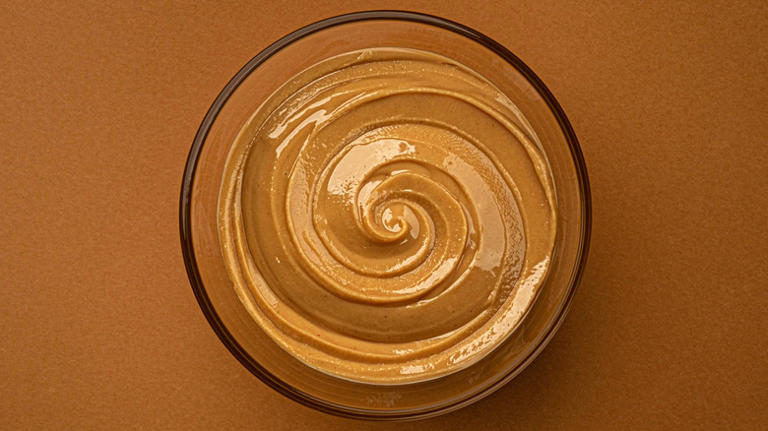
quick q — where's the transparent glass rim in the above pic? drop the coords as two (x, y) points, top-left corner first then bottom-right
(179, 10), (592, 421)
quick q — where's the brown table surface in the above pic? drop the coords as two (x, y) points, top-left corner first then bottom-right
(2, 1), (767, 429)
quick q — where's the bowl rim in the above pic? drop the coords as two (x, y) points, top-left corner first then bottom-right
(179, 9), (592, 421)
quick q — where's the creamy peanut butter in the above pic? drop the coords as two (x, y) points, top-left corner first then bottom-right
(218, 48), (557, 384)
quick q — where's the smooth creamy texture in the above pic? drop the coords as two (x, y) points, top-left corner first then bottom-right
(218, 48), (557, 384)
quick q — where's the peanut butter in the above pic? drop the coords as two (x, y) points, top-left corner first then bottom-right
(218, 48), (557, 384)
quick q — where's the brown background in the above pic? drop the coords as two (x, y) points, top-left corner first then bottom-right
(2, 1), (766, 429)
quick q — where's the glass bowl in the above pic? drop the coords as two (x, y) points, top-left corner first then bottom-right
(180, 10), (591, 420)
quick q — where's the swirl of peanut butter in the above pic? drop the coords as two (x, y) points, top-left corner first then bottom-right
(218, 48), (557, 384)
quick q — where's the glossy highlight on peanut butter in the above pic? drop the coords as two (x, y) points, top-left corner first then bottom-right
(218, 47), (558, 384)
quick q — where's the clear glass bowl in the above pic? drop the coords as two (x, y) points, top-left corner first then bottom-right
(180, 10), (591, 420)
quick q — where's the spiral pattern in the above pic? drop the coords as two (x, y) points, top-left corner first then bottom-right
(219, 48), (557, 384)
